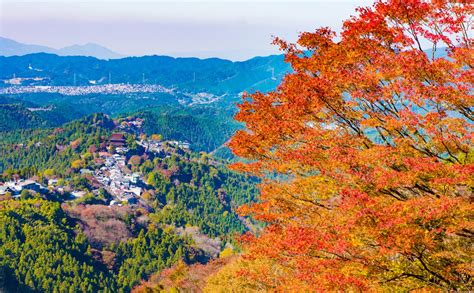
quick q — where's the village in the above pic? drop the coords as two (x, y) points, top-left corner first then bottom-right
(0, 83), (172, 96)
(0, 118), (191, 207)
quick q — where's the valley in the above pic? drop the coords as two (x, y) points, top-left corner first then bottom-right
(0, 49), (270, 292)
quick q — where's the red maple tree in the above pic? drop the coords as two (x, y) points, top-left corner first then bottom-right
(209, 0), (473, 291)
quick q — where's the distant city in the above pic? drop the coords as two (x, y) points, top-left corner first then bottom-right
(0, 84), (172, 95)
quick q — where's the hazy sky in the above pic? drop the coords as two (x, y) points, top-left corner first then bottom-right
(0, 0), (373, 60)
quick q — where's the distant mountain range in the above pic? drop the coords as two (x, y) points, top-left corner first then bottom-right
(0, 37), (123, 60)
(0, 52), (291, 95)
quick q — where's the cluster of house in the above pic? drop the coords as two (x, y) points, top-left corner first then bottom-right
(0, 179), (46, 198)
(0, 84), (172, 95)
(0, 130), (192, 205)
(0, 178), (95, 201)
(92, 133), (191, 205)
(137, 139), (190, 153)
(168, 140), (191, 150)
(93, 152), (143, 205)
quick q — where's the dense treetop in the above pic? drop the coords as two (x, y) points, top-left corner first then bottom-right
(0, 199), (117, 292)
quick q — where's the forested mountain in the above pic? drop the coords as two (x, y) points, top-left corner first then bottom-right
(0, 91), (239, 152)
(0, 111), (258, 292)
(0, 104), (49, 131)
(0, 113), (115, 173)
(132, 106), (240, 152)
(0, 100), (84, 131)
(0, 92), (182, 118)
(0, 53), (290, 94)
(0, 198), (207, 292)
(0, 199), (117, 292)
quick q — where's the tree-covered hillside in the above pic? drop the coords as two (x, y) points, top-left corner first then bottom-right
(134, 106), (240, 152)
(0, 104), (48, 131)
(0, 113), (115, 174)
(0, 199), (117, 292)
(0, 96), (88, 131)
(0, 112), (258, 292)
(0, 198), (204, 292)
(1, 92), (182, 117)
(0, 94), (239, 152)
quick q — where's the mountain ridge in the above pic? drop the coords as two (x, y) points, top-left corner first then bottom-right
(0, 52), (291, 95)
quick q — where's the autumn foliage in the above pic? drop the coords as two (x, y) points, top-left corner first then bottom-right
(215, 0), (473, 291)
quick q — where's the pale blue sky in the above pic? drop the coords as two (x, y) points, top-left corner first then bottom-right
(0, 0), (373, 60)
